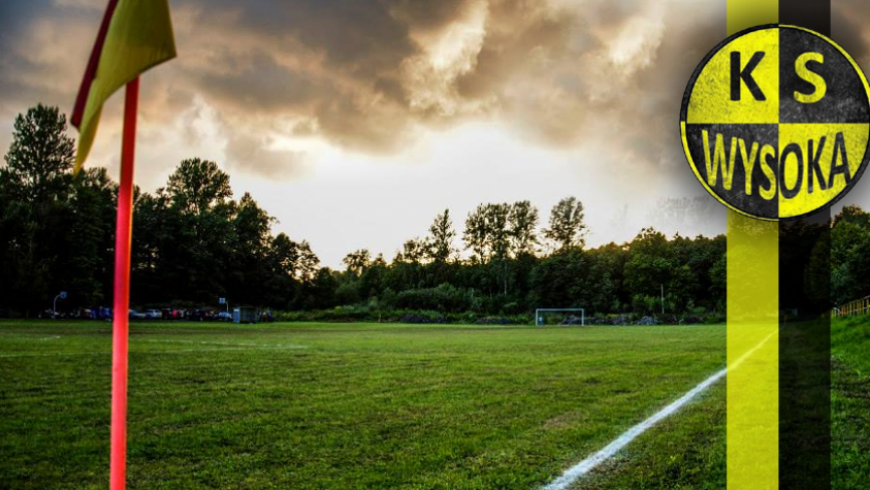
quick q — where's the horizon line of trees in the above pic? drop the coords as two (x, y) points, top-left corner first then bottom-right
(1, 105), (867, 319)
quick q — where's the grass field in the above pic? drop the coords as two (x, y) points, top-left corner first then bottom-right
(831, 316), (870, 489)
(5, 319), (868, 489)
(576, 317), (870, 490)
(0, 321), (727, 490)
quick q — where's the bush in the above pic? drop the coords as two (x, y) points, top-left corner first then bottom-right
(393, 284), (474, 313)
(475, 317), (516, 325)
(559, 315), (586, 326)
(400, 312), (449, 324)
(272, 306), (535, 326)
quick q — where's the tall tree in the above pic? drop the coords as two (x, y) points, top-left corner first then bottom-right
(508, 200), (539, 257)
(1, 104), (74, 202)
(295, 241), (320, 283)
(270, 233), (300, 277)
(427, 209), (456, 264)
(544, 197), (587, 251)
(0, 105), (75, 315)
(131, 190), (170, 303)
(230, 192), (273, 303)
(831, 206), (870, 305)
(399, 238), (427, 265)
(166, 158), (232, 216)
(65, 168), (116, 305)
(463, 203), (511, 263)
(343, 249), (372, 277)
(486, 203), (511, 261)
(464, 205), (489, 262)
(162, 159), (235, 302)
(235, 192), (273, 257)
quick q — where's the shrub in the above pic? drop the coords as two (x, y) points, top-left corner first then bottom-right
(393, 284), (474, 313)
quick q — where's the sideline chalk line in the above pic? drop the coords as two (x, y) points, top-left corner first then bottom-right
(138, 339), (308, 348)
(541, 327), (778, 490)
(0, 343), (309, 358)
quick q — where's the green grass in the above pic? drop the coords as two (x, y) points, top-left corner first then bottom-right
(7, 319), (868, 489)
(0, 321), (725, 490)
(573, 317), (870, 490)
(574, 382), (725, 490)
(831, 316), (870, 377)
(831, 316), (870, 490)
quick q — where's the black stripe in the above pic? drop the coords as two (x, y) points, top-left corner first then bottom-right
(778, 3), (831, 490)
(779, 0), (830, 35)
(778, 212), (831, 490)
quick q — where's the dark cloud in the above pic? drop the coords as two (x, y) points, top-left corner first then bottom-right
(454, 1), (578, 101)
(177, 0), (418, 78)
(389, 0), (469, 32)
(189, 53), (321, 114)
(224, 130), (311, 180)
(0, 0), (54, 45)
(0, 0), (731, 180)
(831, 0), (870, 211)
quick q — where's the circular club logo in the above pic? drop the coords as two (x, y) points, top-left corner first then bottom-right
(680, 25), (870, 220)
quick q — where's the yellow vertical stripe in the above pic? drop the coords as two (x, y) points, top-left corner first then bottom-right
(727, 0), (777, 34)
(726, 213), (779, 490)
(726, 3), (779, 490)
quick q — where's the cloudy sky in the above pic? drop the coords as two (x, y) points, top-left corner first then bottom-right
(2, 0), (869, 267)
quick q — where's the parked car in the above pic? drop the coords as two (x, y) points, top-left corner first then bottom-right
(92, 307), (112, 321)
(163, 308), (181, 320)
(145, 309), (163, 319)
(189, 309), (214, 322)
(129, 309), (146, 320)
(216, 311), (233, 321)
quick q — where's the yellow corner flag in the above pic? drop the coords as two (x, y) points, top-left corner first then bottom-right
(71, 0), (176, 172)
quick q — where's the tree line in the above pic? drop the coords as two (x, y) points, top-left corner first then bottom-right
(1, 105), (866, 320)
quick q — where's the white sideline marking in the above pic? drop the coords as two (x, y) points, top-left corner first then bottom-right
(139, 339), (308, 349)
(0, 344), (309, 358)
(540, 368), (726, 490)
(0, 333), (61, 341)
(541, 328), (777, 490)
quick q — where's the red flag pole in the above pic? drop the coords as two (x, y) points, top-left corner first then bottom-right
(110, 76), (139, 490)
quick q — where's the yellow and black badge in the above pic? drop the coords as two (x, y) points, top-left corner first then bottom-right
(680, 24), (870, 220)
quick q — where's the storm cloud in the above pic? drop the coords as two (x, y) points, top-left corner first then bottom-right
(0, 0), (731, 179)
(6, 0), (870, 265)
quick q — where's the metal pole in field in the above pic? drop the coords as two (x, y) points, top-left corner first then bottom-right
(53, 291), (67, 318)
(110, 77), (139, 490)
(70, 2), (175, 487)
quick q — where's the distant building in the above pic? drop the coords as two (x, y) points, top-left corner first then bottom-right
(233, 306), (259, 324)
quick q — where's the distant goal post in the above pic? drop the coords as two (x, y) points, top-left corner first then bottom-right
(535, 308), (585, 326)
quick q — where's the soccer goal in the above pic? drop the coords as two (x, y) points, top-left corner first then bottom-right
(535, 308), (585, 326)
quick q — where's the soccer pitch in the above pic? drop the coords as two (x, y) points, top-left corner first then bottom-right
(0, 321), (729, 489)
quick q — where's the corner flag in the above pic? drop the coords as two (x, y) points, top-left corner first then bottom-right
(71, 2), (176, 490)
(72, 0), (176, 172)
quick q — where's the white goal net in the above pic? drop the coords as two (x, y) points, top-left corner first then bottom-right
(535, 308), (585, 326)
